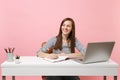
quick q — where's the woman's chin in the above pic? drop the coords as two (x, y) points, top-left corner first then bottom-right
(62, 32), (70, 35)
(63, 33), (69, 36)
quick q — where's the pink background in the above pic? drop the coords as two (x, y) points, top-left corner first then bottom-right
(0, 0), (120, 80)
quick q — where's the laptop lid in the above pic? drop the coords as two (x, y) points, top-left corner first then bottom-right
(82, 41), (115, 64)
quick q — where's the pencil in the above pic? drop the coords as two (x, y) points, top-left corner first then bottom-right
(12, 48), (15, 53)
(8, 48), (11, 53)
(4, 48), (8, 53)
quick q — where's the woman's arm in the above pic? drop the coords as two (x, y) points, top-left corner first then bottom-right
(37, 37), (58, 59)
(38, 52), (58, 59)
(58, 52), (84, 59)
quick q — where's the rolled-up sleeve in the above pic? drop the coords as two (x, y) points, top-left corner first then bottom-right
(36, 37), (56, 55)
(75, 38), (86, 56)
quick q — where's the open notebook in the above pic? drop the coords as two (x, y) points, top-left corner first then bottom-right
(43, 56), (68, 63)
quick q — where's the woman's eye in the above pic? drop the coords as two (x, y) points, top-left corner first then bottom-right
(67, 25), (70, 27)
(67, 25), (71, 27)
(62, 24), (71, 27)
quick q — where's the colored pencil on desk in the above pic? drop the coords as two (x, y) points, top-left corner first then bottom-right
(4, 49), (8, 53)
(4, 48), (8, 53)
(12, 48), (15, 53)
(8, 48), (11, 53)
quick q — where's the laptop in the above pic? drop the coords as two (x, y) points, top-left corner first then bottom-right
(80, 41), (115, 64)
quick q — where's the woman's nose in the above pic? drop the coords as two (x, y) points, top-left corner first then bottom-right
(64, 26), (67, 28)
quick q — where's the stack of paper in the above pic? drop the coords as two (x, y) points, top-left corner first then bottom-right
(43, 56), (68, 63)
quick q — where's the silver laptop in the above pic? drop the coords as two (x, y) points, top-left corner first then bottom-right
(81, 41), (115, 64)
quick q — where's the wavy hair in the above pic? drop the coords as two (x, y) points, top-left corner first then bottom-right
(54, 18), (75, 53)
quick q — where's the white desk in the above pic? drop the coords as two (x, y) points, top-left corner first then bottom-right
(1, 56), (119, 80)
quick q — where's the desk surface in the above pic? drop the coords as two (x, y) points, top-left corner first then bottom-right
(1, 56), (119, 76)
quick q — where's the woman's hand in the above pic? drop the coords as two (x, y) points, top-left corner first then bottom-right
(46, 54), (58, 59)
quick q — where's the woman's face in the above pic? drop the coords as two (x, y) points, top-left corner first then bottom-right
(61, 20), (72, 36)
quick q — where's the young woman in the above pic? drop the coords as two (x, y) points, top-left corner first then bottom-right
(37, 18), (86, 80)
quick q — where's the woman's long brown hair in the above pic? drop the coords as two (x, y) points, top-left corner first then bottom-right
(54, 18), (75, 53)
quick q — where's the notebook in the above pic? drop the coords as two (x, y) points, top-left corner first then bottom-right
(43, 56), (68, 63)
(80, 41), (115, 64)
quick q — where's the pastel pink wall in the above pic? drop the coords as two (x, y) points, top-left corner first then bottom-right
(0, 0), (120, 80)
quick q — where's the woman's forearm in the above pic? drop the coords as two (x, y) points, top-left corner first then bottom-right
(59, 52), (84, 59)
(38, 52), (49, 58)
(38, 51), (83, 59)
(68, 53), (83, 59)
(38, 52), (58, 59)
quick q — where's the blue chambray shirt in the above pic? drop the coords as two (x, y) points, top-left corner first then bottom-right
(37, 37), (86, 56)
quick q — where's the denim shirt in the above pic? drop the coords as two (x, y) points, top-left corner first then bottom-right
(37, 37), (86, 55)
